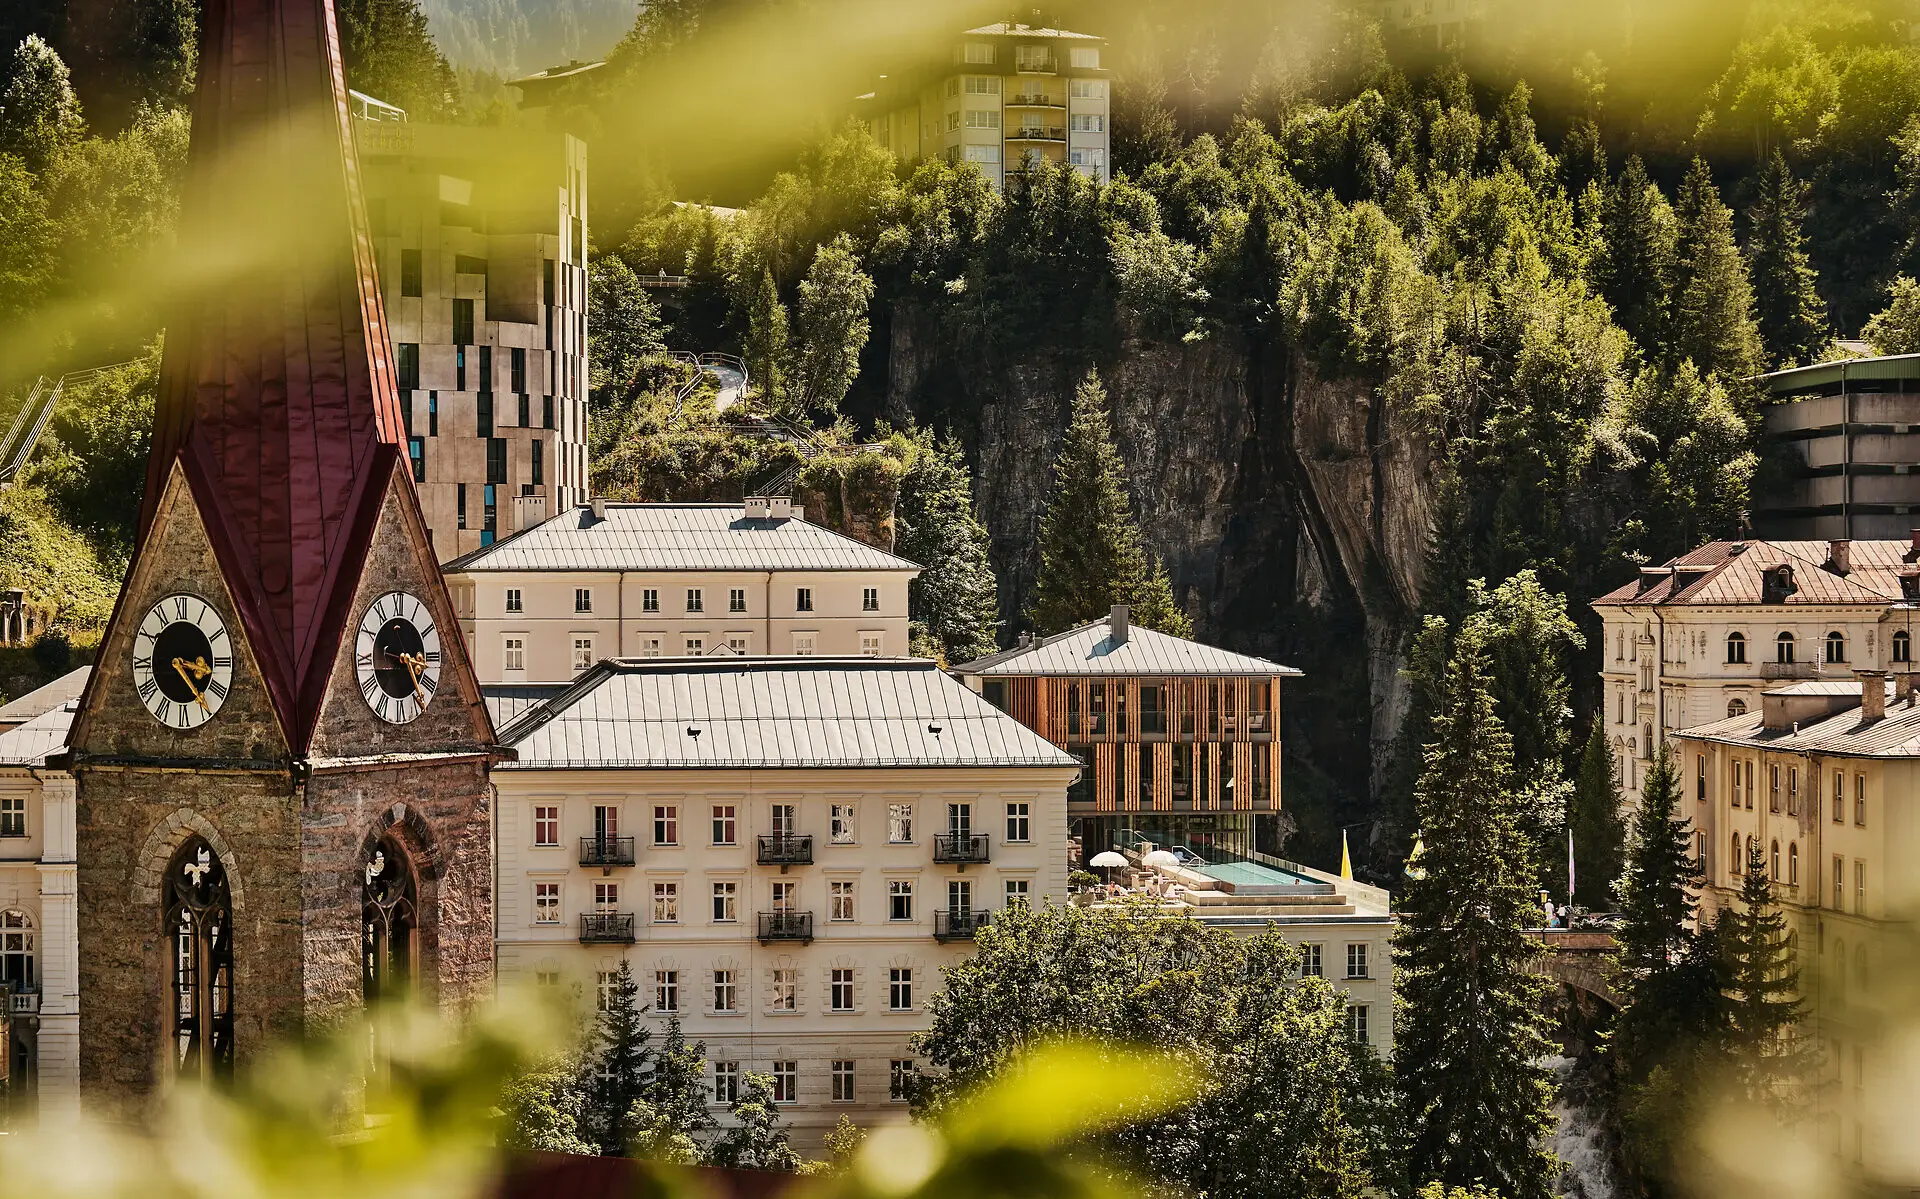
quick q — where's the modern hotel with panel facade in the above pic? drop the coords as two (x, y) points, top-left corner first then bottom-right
(489, 657), (1077, 1145)
(859, 21), (1111, 191)
(353, 110), (592, 558)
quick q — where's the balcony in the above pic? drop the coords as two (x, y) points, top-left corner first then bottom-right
(757, 910), (814, 944)
(1008, 93), (1064, 107)
(1008, 126), (1066, 142)
(4, 985), (38, 1015)
(579, 836), (636, 868)
(933, 833), (991, 864)
(1014, 54), (1058, 73)
(578, 912), (636, 943)
(934, 909), (993, 942)
(757, 834), (813, 867)
(1761, 662), (1820, 680)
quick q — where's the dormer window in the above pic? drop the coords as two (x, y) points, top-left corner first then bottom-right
(1776, 632), (1796, 664)
(1825, 630), (1846, 664)
(1762, 564), (1797, 604)
(1726, 632), (1747, 664)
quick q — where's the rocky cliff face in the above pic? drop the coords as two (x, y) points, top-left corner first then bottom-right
(874, 303), (1441, 820)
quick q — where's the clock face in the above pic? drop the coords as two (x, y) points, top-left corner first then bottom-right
(355, 591), (441, 725)
(132, 594), (234, 730)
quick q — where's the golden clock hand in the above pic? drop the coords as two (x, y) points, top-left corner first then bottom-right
(172, 657), (212, 711)
(399, 651), (427, 705)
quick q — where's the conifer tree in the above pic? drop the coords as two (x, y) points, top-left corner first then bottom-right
(1595, 155), (1676, 352)
(1721, 844), (1817, 1113)
(1569, 720), (1624, 909)
(0, 35), (84, 175)
(706, 1072), (802, 1172)
(645, 1014), (713, 1145)
(1670, 157), (1764, 380)
(743, 267), (788, 411)
(1027, 371), (1191, 638)
(1862, 275), (1920, 355)
(335, 0), (460, 120)
(1393, 633), (1555, 1199)
(1745, 150), (1830, 368)
(583, 960), (655, 1153)
(895, 430), (999, 663)
(1113, 40), (1181, 176)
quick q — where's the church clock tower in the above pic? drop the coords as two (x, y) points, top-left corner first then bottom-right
(66, 0), (497, 1098)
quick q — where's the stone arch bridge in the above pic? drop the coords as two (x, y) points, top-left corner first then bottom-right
(1527, 929), (1619, 1007)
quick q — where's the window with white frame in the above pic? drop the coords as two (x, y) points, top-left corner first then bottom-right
(653, 882), (679, 923)
(964, 144), (1002, 164)
(772, 879), (797, 912)
(1347, 1004), (1370, 1044)
(1004, 878), (1029, 907)
(533, 805), (558, 847)
(504, 636), (525, 672)
(793, 633), (816, 655)
(642, 587), (659, 612)
(1069, 79), (1105, 99)
(1006, 802), (1030, 842)
(713, 969), (737, 1012)
(796, 587), (814, 612)
(1347, 943), (1370, 979)
(889, 1059), (913, 1100)
(574, 588), (592, 613)
(593, 881), (619, 912)
(860, 633), (882, 657)
(728, 636), (748, 654)
(772, 1060), (797, 1102)
(596, 970), (620, 1012)
(685, 637), (704, 655)
(831, 804), (856, 843)
(656, 970), (678, 1012)
(772, 968), (797, 1011)
(831, 880), (856, 922)
(729, 588), (746, 612)
(963, 41), (994, 63)
(889, 967), (913, 1010)
(963, 75), (1000, 94)
(888, 804), (913, 843)
(712, 881), (737, 922)
(947, 111), (961, 132)
(1070, 147), (1106, 168)
(889, 879), (914, 921)
(0, 911), (33, 989)
(572, 638), (594, 672)
(832, 1060), (855, 1102)
(641, 637), (662, 658)
(505, 588), (522, 612)
(713, 1061), (740, 1103)
(965, 108), (1001, 129)
(1301, 943), (1323, 977)
(0, 796), (25, 838)
(712, 803), (736, 845)
(533, 882), (560, 924)
(686, 588), (703, 612)
(1070, 113), (1104, 132)
(654, 804), (678, 846)
(831, 967), (855, 1010)
(1070, 47), (1100, 67)
(535, 969), (560, 988)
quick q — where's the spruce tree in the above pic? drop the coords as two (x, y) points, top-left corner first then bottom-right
(645, 1014), (714, 1144)
(1721, 844), (1816, 1113)
(1393, 633), (1556, 1199)
(1745, 150), (1830, 368)
(335, 0), (460, 120)
(1569, 720), (1625, 910)
(1026, 371), (1192, 638)
(0, 35), (84, 175)
(1595, 155), (1676, 352)
(706, 1072), (802, 1172)
(743, 267), (788, 412)
(895, 430), (999, 664)
(583, 960), (655, 1153)
(1670, 157), (1764, 380)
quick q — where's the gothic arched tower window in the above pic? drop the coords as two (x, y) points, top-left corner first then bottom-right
(363, 838), (418, 1003)
(165, 837), (234, 1079)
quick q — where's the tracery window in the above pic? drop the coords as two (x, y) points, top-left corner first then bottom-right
(166, 837), (234, 1079)
(363, 836), (418, 1003)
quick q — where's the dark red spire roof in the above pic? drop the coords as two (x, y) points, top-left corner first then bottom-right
(143, 0), (407, 752)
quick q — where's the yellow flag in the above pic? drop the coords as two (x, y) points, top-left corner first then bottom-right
(1340, 829), (1353, 880)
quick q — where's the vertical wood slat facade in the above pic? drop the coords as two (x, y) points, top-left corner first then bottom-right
(1232, 741), (1253, 811)
(1152, 742), (1172, 811)
(1095, 742), (1117, 811)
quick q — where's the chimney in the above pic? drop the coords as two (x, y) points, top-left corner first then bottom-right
(1110, 604), (1130, 646)
(589, 496), (607, 521)
(1829, 538), (1852, 575)
(769, 496), (793, 520)
(1898, 669), (1918, 704)
(1858, 669), (1886, 720)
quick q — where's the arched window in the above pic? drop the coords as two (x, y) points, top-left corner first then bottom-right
(165, 837), (234, 1080)
(1789, 843), (1799, 886)
(1895, 630), (1912, 664)
(1776, 632), (1796, 664)
(1770, 839), (1781, 880)
(1826, 631), (1847, 664)
(0, 910), (32, 990)
(364, 836), (419, 1003)
(1732, 834), (1743, 873)
(1726, 632), (1747, 664)
(1728, 698), (1748, 717)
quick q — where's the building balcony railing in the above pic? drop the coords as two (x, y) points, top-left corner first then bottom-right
(1014, 55), (1058, 73)
(4, 985), (38, 1015)
(757, 834), (814, 866)
(579, 836), (636, 868)
(578, 912), (636, 943)
(934, 909), (993, 942)
(1008, 93), (1065, 107)
(757, 910), (814, 944)
(1761, 662), (1821, 680)
(1008, 126), (1067, 142)
(933, 833), (991, 864)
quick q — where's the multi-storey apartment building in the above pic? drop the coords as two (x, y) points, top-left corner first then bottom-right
(859, 21), (1111, 191)
(952, 606), (1302, 863)
(1592, 537), (1920, 808)
(0, 668), (86, 1121)
(443, 500), (921, 684)
(489, 657), (1077, 1145)
(1671, 674), (1920, 1172)
(1755, 354), (1920, 540)
(352, 110), (591, 558)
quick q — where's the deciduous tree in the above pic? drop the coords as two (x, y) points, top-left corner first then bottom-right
(706, 1072), (802, 1172)
(782, 234), (872, 417)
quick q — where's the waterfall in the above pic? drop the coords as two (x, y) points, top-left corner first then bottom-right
(1547, 1055), (1622, 1199)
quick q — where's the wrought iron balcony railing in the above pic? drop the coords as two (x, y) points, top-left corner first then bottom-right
(579, 912), (636, 943)
(757, 910), (814, 944)
(757, 834), (813, 866)
(934, 909), (992, 942)
(579, 836), (636, 867)
(933, 833), (991, 864)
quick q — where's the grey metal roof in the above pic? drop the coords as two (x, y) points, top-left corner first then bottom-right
(497, 657), (1080, 771)
(0, 702), (74, 768)
(441, 504), (921, 574)
(1681, 695), (1920, 758)
(484, 683), (570, 729)
(955, 621), (1303, 679)
(0, 666), (90, 727)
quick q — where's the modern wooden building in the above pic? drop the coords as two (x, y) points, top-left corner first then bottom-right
(952, 606), (1301, 863)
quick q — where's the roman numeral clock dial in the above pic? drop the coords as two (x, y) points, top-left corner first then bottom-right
(355, 591), (442, 725)
(131, 593), (234, 730)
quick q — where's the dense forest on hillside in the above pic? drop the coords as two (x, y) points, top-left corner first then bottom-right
(10, 0), (1920, 877)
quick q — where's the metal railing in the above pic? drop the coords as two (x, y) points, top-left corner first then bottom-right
(757, 910), (814, 943)
(579, 836), (636, 867)
(757, 834), (814, 866)
(1008, 126), (1067, 141)
(1008, 93), (1064, 107)
(579, 912), (636, 943)
(933, 909), (992, 941)
(933, 833), (991, 864)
